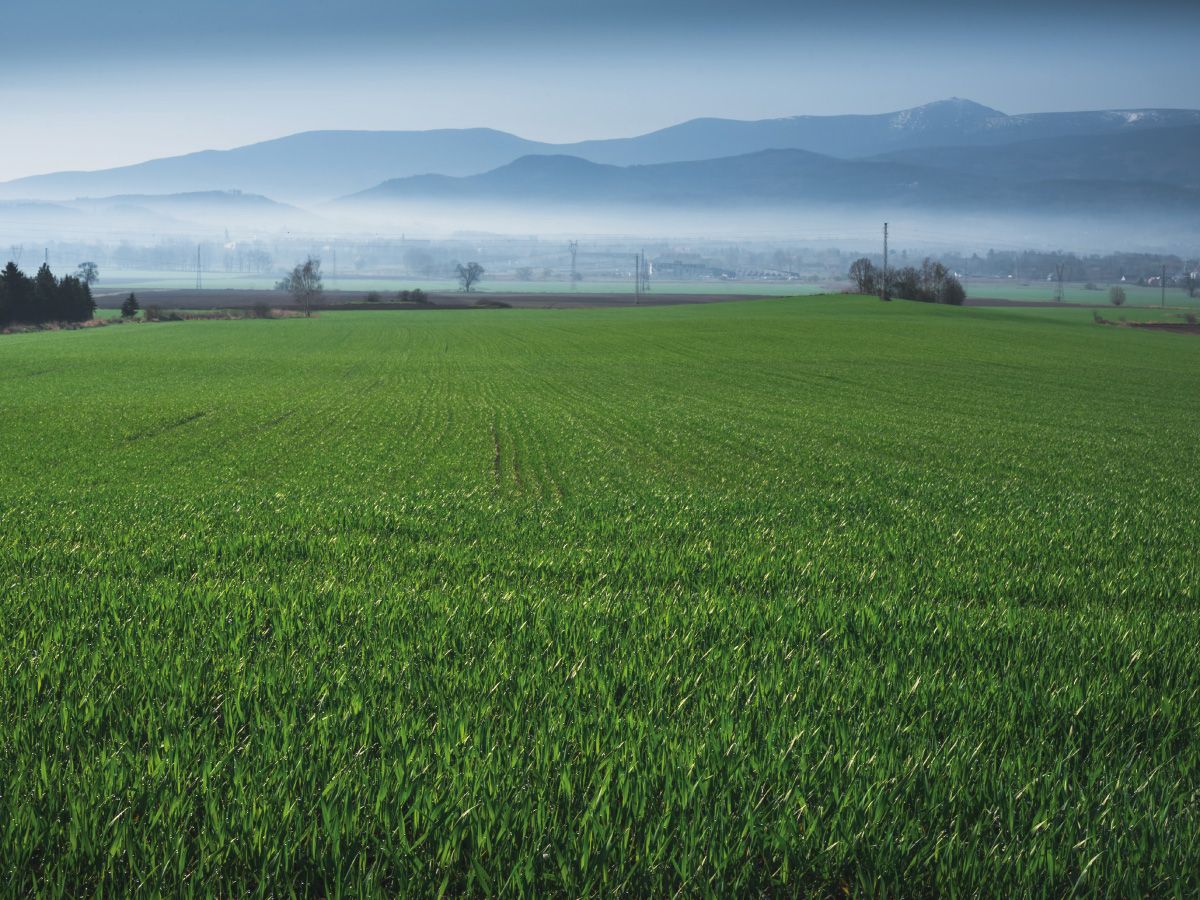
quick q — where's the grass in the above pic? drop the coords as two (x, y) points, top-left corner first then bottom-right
(93, 270), (820, 296)
(1, 296), (1198, 895)
(93, 269), (1200, 309)
(965, 279), (1200, 309)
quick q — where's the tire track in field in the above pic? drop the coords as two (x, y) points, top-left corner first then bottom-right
(486, 329), (578, 501)
(504, 390), (563, 502)
(481, 376), (526, 495)
(121, 410), (208, 444)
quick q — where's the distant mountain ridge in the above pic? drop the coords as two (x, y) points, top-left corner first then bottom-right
(2, 99), (1198, 204)
(339, 142), (1200, 216)
(340, 150), (991, 208)
(1, 190), (311, 235)
(556, 99), (1200, 164)
(870, 124), (1200, 190)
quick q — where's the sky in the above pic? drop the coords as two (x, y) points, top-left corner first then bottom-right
(2, 0), (1198, 181)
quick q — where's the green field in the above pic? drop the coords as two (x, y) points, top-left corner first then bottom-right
(93, 269), (1200, 310)
(2, 297), (1198, 895)
(965, 279), (1200, 309)
(94, 269), (821, 297)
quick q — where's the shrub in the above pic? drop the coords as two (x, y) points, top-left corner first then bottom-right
(252, 303), (273, 319)
(365, 291), (382, 303)
(939, 278), (967, 306)
(1109, 286), (1127, 307)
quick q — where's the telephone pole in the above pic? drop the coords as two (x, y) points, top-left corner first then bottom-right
(1054, 263), (1065, 303)
(634, 253), (641, 305)
(881, 222), (889, 301)
(1162, 263), (1167, 308)
(568, 240), (578, 292)
(196, 245), (202, 290)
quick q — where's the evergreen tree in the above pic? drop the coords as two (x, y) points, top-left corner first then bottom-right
(79, 279), (95, 321)
(33, 263), (59, 322)
(121, 293), (140, 319)
(0, 264), (96, 324)
(1, 262), (34, 323)
(59, 275), (95, 322)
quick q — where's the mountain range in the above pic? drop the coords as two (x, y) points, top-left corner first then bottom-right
(338, 122), (1200, 217)
(0, 190), (306, 237)
(3, 99), (1199, 208)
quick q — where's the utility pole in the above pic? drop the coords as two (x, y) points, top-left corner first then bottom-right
(196, 245), (202, 290)
(634, 253), (641, 305)
(1054, 263), (1065, 303)
(1162, 263), (1167, 308)
(568, 240), (578, 292)
(881, 222), (889, 301)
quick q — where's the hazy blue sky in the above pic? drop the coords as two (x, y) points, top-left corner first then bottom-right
(3, 0), (1198, 180)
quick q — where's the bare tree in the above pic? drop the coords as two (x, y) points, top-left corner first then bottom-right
(76, 262), (99, 287)
(848, 258), (877, 294)
(1109, 285), (1127, 307)
(276, 257), (323, 317)
(456, 262), (484, 293)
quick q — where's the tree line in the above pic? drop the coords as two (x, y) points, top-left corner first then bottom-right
(849, 257), (966, 305)
(0, 262), (96, 327)
(939, 249), (1198, 289)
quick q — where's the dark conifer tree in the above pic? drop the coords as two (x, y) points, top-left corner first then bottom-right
(78, 279), (96, 321)
(33, 263), (59, 322)
(2, 262), (34, 323)
(59, 275), (95, 322)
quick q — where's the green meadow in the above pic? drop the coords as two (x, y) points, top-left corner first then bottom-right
(1, 297), (1197, 895)
(965, 280), (1200, 308)
(93, 269), (820, 296)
